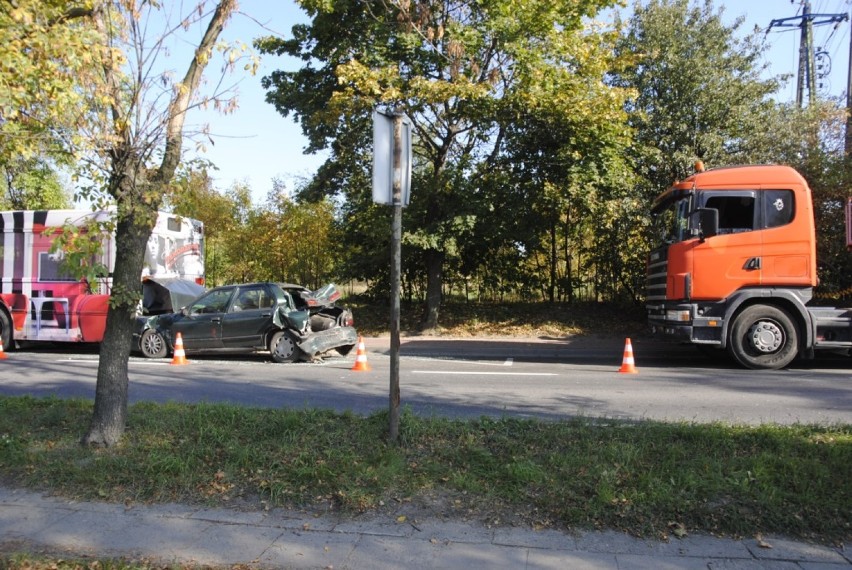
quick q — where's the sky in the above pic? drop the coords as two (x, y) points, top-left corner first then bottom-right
(182, 0), (852, 202)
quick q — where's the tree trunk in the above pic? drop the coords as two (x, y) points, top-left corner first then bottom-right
(82, 213), (152, 446)
(82, 0), (235, 447)
(548, 219), (557, 303)
(563, 208), (573, 304)
(422, 248), (444, 331)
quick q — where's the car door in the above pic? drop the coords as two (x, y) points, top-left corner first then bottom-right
(172, 287), (234, 350)
(220, 284), (276, 348)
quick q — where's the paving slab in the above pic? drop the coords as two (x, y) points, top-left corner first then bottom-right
(260, 528), (358, 568)
(492, 525), (577, 550)
(708, 560), (808, 570)
(0, 504), (76, 539)
(526, 548), (618, 569)
(746, 536), (849, 564)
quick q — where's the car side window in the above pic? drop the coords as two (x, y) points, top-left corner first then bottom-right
(190, 289), (233, 315)
(258, 289), (275, 308)
(232, 287), (265, 312)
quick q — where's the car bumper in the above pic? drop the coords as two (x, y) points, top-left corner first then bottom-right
(298, 326), (358, 356)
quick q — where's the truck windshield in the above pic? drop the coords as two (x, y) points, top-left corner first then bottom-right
(653, 196), (692, 245)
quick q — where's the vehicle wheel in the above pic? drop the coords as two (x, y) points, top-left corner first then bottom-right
(270, 331), (302, 363)
(140, 329), (168, 359)
(337, 344), (355, 357)
(0, 309), (12, 352)
(728, 305), (798, 370)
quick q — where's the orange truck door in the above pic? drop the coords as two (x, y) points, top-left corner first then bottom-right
(691, 191), (763, 300)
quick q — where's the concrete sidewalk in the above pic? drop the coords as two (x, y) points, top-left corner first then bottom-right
(1, 486), (848, 569)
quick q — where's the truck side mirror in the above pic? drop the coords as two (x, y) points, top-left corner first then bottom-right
(696, 208), (719, 240)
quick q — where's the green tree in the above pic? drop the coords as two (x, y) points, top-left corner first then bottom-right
(260, 183), (339, 288)
(613, 0), (780, 197)
(1, 158), (71, 209)
(756, 101), (852, 296)
(169, 166), (244, 287)
(0, 0), (100, 166)
(0, 0), (96, 211)
(476, 84), (634, 303)
(257, 0), (628, 329)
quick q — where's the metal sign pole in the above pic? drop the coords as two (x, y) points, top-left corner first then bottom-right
(372, 107), (410, 444)
(389, 112), (402, 443)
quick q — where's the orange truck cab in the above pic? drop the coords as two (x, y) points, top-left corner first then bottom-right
(646, 164), (852, 369)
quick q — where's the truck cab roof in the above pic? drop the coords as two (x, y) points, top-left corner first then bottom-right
(652, 164), (809, 213)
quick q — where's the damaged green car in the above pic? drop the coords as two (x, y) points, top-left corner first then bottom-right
(133, 282), (358, 363)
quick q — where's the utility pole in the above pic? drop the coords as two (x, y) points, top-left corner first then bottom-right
(768, 1), (848, 108)
(847, 7), (852, 156)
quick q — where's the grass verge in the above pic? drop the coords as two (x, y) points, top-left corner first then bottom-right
(1, 396), (849, 545)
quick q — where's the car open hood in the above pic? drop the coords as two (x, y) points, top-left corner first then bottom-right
(142, 277), (206, 315)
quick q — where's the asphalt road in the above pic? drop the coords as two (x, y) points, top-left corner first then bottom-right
(0, 335), (849, 425)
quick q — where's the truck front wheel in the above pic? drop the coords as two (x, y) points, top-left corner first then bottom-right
(729, 305), (799, 370)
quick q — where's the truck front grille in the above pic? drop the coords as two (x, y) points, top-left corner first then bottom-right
(646, 246), (668, 301)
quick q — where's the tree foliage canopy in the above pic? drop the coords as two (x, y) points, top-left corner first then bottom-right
(0, 0), (102, 166)
(612, 0), (781, 195)
(257, 0), (632, 324)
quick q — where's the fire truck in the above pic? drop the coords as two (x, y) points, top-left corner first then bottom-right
(646, 164), (852, 369)
(0, 209), (204, 350)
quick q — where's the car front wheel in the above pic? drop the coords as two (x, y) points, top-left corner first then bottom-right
(140, 329), (168, 359)
(270, 331), (302, 363)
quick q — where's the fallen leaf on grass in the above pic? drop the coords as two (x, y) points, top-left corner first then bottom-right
(668, 522), (687, 538)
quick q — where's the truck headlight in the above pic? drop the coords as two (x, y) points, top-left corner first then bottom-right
(666, 310), (691, 322)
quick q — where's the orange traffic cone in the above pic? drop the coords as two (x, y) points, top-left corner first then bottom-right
(618, 337), (638, 374)
(170, 332), (188, 365)
(0, 337), (7, 360)
(350, 336), (371, 372)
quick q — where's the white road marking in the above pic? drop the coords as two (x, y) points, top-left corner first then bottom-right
(413, 370), (557, 376)
(61, 358), (173, 366)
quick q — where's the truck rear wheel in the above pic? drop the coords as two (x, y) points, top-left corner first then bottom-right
(729, 305), (798, 370)
(0, 309), (11, 352)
